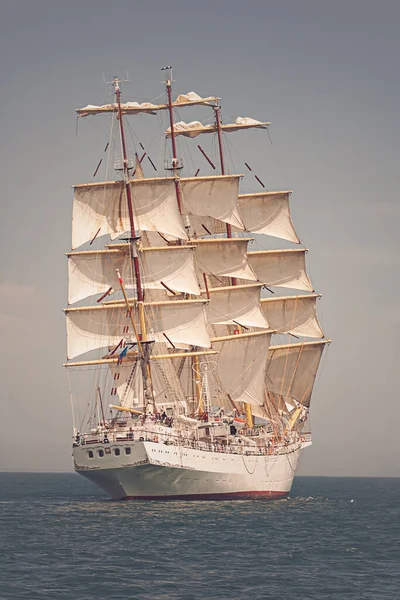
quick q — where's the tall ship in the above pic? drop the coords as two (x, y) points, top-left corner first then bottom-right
(66, 68), (329, 500)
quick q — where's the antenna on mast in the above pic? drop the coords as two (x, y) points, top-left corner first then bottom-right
(103, 73), (130, 87)
(162, 65), (183, 179)
(161, 65), (173, 84)
(103, 73), (130, 106)
(104, 74), (134, 171)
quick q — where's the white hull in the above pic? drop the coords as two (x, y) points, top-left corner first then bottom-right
(73, 439), (303, 500)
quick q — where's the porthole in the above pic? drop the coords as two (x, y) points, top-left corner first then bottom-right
(98, 449), (104, 457)
(125, 447), (131, 455)
(87, 451), (94, 459)
(114, 448), (120, 456)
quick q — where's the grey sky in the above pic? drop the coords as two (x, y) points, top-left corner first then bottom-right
(0, 0), (399, 475)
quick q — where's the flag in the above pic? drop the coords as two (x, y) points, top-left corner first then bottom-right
(117, 346), (128, 366)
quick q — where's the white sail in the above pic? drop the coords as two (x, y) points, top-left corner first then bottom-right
(186, 215), (227, 237)
(77, 101), (159, 117)
(166, 117), (270, 138)
(72, 179), (187, 249)
(205, 284), (269, 329)
(109, 362), (144, 409)
(265, 340), (328, 408)
(174, 91), (217, 105)
(260, 294), (323, 338)
(212, 332), (272, 406)
(147, 301), (211, 348)
(67, 246), (200, 304)
(109, 344), (189, 411)
(194, 239), (257, 282)
(140, 246), (200, 295)
(247, 249), (313, 291)
(77, 92), (219, 117)
(65, 300), (211, 359)
(181, 176), (244, 230)
(238, 192), (300, 243)
(250, 404), (270, 419)
(67, 249), (132, 305)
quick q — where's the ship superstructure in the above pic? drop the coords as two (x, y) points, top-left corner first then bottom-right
(66, 69), (329, 499)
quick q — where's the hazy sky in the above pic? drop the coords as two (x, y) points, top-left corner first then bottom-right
(0, 0), (399, 476)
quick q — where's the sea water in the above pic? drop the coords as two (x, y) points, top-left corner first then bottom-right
(0, 473), (399, 599)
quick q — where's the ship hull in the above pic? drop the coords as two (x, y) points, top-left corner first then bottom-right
(73, 440), (302, 500)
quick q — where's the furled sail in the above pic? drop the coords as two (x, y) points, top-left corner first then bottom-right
(265, 340), (329, 408)
(76, 92), (219, 117)
(166, 117), (270, 138)
(237, 192), (300, 243)
(211, 331), (272, 406)
(180, 175), (244, 230)
(193, 239), (257, 282)
(204, 284), (269, 329)
(77, 101), (159, 117)
(247, 249), (313, 291)
(72, 178), (187, 249)
(67, 246), (200, 304)
(260, 294), (323, 338)
(65, 300), (211, 359)
(173, 91), (218, 106)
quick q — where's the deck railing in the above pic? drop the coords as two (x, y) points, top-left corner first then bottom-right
(74, 427), (302, 456)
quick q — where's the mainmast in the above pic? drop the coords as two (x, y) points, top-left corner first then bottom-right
(214, 103), (251, 424)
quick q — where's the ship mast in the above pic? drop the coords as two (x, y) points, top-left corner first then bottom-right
(113, 77), (144, 304)
(162, 66), (184, 216)
(112, 76), (153, 410)
(213, 102), (252, 426)
(214, 104), (232, 238)
(162, 66), (205, 416)
(214, 103), (237, 274)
